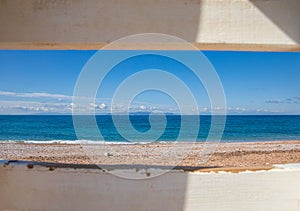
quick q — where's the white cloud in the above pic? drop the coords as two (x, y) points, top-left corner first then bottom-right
(227, 107), (247, 112)
(0, 99), (294, 114)
(139, 105), (146, 110)
(0, 100), (72, 114)
(199, 107), (208, 112)
(98, 103), (107, 109)
(256, 109), (268, 113)
(89, 103), (97, 108)
(0, 91), (72, 100)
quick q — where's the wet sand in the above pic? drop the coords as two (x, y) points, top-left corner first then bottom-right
(1, 141), (300, 168)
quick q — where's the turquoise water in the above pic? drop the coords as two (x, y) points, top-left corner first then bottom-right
(0, 115), (299, 142)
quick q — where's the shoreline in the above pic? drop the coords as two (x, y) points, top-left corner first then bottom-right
(0, 139), (299, 144)
(1, 140), (300, 168)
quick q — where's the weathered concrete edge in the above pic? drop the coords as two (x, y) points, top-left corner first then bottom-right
(1, 42), (300, 52)
(1, 160), (290, 173)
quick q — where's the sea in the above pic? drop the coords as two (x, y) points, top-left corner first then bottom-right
(0, 115), (299, 143)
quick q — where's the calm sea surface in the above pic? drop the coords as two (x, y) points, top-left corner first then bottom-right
(0, 115), (299, 143)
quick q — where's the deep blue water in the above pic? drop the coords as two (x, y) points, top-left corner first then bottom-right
(0, 115), (299, 142)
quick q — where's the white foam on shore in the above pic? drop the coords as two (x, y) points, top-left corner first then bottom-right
(0, 140), (181, 145)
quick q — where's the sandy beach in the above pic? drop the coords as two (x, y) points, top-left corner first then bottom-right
(1, 140), (300, 169)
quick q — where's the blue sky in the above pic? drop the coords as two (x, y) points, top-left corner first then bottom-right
(0, 50), (299, 114)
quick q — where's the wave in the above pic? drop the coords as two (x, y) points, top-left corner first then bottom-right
(0, 139), (180, 145)
(1, 139), (296, 144)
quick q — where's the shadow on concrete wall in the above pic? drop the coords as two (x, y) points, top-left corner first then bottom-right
(250, 0), (300, 44)
(0, 161), (220, 210)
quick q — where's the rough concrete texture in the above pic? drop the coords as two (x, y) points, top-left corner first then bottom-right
(0, 0), (299, 50)
(1, 161), (300, 210)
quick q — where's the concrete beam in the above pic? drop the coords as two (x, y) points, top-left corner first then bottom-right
(1, 161), (300, 210)
(0, 0), (299, 51)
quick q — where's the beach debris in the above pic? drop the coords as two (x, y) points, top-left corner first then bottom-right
(104, 152), (113, 157)
(26, 163), (34, 169)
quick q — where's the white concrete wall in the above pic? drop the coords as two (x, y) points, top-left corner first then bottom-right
(197, 0), (299, 45)
(0, 0), (299, 50)
(1, 161), (300, 211)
